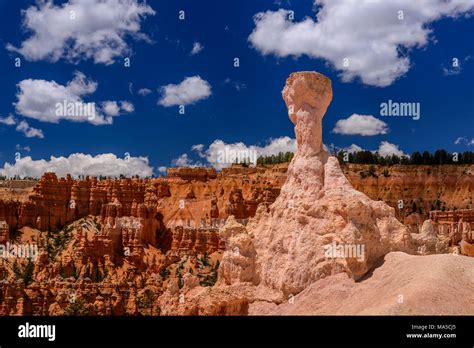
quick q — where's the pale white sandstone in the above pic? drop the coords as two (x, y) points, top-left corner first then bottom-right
(412, 219), (449, 254)
(218, 216), (257, 286)
(250, 252), (474, 315)
(248, 72), (414, 299)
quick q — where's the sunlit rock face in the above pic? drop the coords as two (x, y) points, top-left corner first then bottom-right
(249, 72), (414, 299)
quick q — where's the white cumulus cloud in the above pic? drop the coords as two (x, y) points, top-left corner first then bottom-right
(249, 1), (474, 87)
(0, 115), (18, 126)
(0, 153), (153, 178)
(340, 141), (406, 157)
(333, 114), (388, 136)
(173, 136), (297, 170)
(0, 114), (44, 138)
(171, 154), (201, 167)
(158, 76), (212, 107)
(16, 121), (45, 139)
(343, 143), (364, 154)
(377, 141), (406, 157)
(15, 72), (134, 125)
(8, 0), (155, 65)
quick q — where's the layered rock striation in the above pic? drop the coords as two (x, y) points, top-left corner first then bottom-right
(0, 165), (282, 315)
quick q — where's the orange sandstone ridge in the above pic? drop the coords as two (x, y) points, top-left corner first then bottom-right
(0, 166), (282, 315)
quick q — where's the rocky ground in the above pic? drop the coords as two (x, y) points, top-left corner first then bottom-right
(250, 252), (474, 315)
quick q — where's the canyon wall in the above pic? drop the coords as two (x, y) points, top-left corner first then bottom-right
(1, 163), (471, 236)
(0, 167), (282, 230)
(0, 166), (283, 315)
(343, 164), (473, 231)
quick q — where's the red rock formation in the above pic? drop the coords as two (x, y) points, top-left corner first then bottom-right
(343, 164), (474, 231)
(0, 164), (283, 315)
(413, 209), (474, 256)
(429, 209), (474, 224)
(169, 226), (223, 256)
(167, 167), (217, 182)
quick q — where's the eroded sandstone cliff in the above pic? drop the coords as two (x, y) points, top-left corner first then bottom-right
(0, 165), (282, 315)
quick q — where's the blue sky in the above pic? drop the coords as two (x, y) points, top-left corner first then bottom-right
(0, 0), (472, 177)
